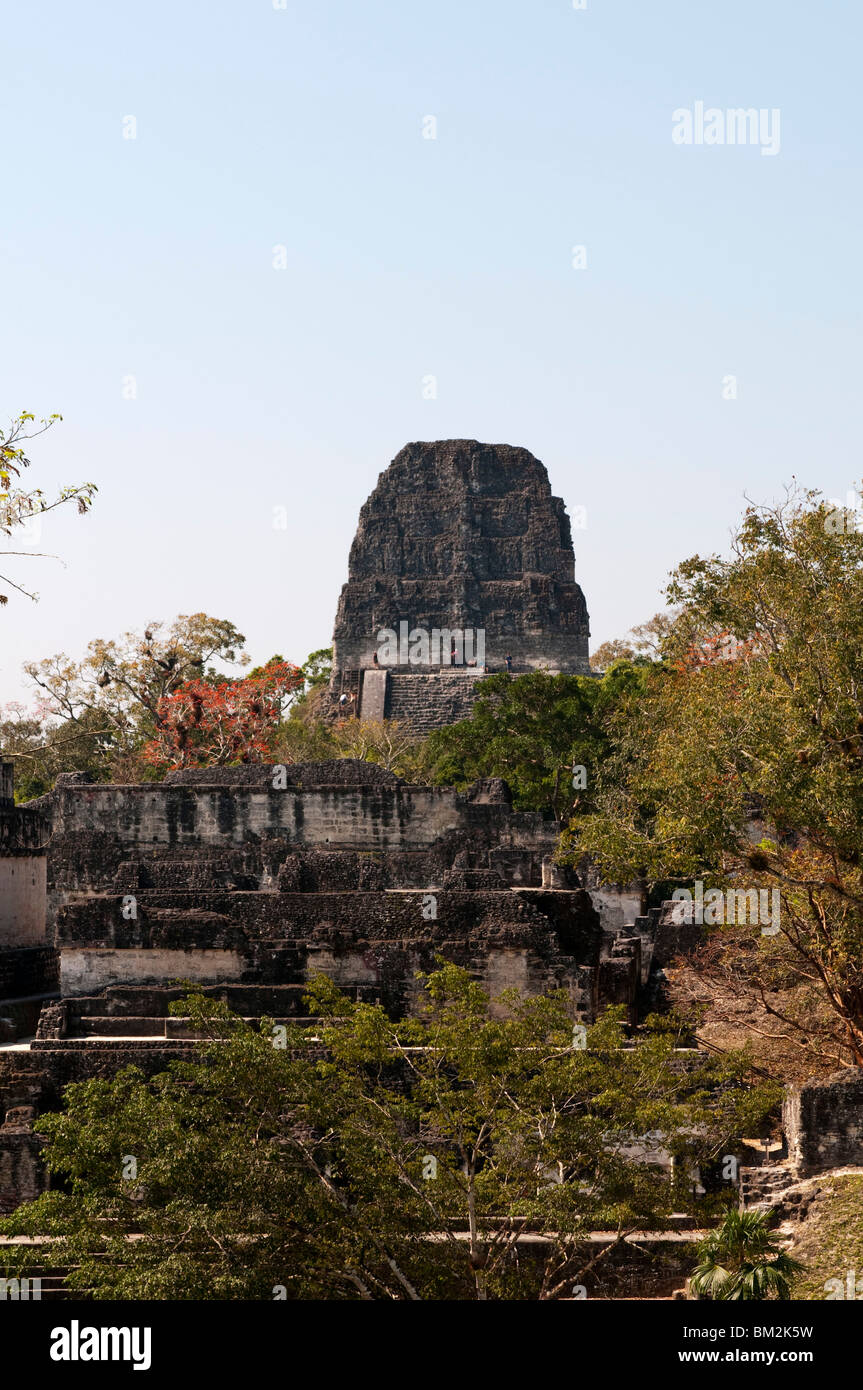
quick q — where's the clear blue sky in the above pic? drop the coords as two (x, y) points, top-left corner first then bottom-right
(1, 0), (860, 702)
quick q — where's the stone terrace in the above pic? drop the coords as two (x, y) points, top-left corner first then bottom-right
(0, 762), (651, 1209)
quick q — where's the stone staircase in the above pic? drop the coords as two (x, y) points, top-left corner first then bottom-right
(740, 1164), (796, 1211)
(360, 669), (388, 720)
(384, 671), (488, 734)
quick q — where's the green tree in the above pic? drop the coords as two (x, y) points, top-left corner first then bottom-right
(426, 666), (648, 816)
(690, 1208), (802, 1300)
(271, 686), (341, 763)
(589, 611), (676, 672)
(0, 704), (115, 800)
(0, 411), (96, 605)
(300, 647), (332, 691)
(249, 648), (331, 706)
(0, 965), (772, 1300)
(12, 614), (251, 782)
(571, 486), (863, 1062)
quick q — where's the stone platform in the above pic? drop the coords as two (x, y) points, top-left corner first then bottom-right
(0, 762), (651, 1209)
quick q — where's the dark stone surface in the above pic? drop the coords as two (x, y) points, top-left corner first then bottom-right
(785, 1067), (863, 1175)
(38, 783), (563, 896)
(651, 900), (707, 966)
(164, 760), (402, 788)
(0, 1122), (44, 1213)
(332, 440), (590, 681)
(55, 887), (599, 953)
(0, 948), (58, 1000)
(0, 805), (48, 852)
(465, 778), (513, 805)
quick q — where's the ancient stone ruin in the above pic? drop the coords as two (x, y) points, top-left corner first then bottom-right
(331, 439), (591, 730)
(1, 438), (861, 1242)
(785, 1068), (863, 1176)
(0, 757), (649, 1212)
(0, 441), (606, 1214)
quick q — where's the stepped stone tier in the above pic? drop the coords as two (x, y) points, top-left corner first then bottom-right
(0, 762), (653, 1211)
(3, 759), (863, 1218)
(331, 440), (591, 727)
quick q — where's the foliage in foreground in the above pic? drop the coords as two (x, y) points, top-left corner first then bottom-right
(0, 411), (96, 607)
(0, 965), (775, 1300)
(568, 486), (863, 1063)
(690, 1208), (802, 1301)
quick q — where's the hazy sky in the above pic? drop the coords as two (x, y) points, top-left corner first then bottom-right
(1, 0), (860, 704)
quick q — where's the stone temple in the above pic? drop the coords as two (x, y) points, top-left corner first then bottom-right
(330, 440), (591, 730)
(0, 440), (855, 1234)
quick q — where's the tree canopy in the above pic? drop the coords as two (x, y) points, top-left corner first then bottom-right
(0, 411), (96, 605)
(425, 666), (650, 816)
(2, 615), (254, 791)
(0, 965), (772, 1300)
(568, 486), (863, 1063)
(144, 658), (304, 770)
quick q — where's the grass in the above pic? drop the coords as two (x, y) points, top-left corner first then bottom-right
(788, 1176), (863, 1300)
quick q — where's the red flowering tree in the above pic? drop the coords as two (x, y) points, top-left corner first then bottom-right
(144, 659), (303, 770)
(678, 628), (765, 671)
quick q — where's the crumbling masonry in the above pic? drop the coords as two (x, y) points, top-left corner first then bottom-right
(330, 439), (591, 730)
(0, 759), (650, 1211)
(1, 438), (860, 1217)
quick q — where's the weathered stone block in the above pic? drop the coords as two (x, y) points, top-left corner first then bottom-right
(785, 1067), (863, 1175)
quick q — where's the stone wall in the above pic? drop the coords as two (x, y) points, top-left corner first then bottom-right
(0, 857), (47, 947)
(52, 883), (602, 1004)
(23, 766), (649, 1032)
(42, 782), (530, 858)
(0, 764), (48, 852)
(331, 441), (591, 704)
(0, 766), (54, 1019)
(576, 859), (642, 937)
(384, 670), (487, 732)
(784, 1067), (863, 1175)
(0, 948), (58, 1001)
(60, 947), (246, 996)
(162, 763), (401, 788)
(0, 760), (660, 1212)
(0, 1109), (43, 1214)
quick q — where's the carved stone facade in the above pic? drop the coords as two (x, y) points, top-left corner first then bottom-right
(331, 440), (590, 725)
(0, 760), (656, 1208)
(785, 1068), (863, 1176)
